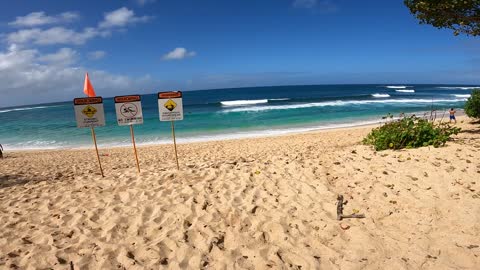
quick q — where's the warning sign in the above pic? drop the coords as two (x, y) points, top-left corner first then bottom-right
(74, 97), (106, 128)
(158, 91), (183, 121)
(114, 95), (143, 126)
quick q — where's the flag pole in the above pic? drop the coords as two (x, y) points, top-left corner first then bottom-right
(171, 120), (179, 170)
(130, 125), (141, 173)
(91, 127), (104, 177)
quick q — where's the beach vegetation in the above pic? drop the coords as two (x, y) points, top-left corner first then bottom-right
(404, 0), (480, 36)
(363, 115), (461, 151)
(464, 89), (480, 119)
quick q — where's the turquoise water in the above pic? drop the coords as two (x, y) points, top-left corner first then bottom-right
(0, 84), (474, 150)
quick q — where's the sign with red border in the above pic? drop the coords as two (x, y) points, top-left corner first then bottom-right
(114, 95), (143, 126)
(73, 97), (106, 128)
(158, 91), (183, 121)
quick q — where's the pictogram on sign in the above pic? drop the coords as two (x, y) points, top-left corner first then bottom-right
(164, 99), (177, 111)
(82, 105), (97, 118)
(120, 103), (138, 117)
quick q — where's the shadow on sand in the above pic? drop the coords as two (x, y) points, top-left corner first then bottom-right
(460, 127), (480, 135)
(0, 174), (44, 189)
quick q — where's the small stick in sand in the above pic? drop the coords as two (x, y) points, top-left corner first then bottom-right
(336, 195), (344, 220)
(337, 194), (366, 220)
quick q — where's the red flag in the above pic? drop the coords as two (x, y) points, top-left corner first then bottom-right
(83, 72), (97, 97)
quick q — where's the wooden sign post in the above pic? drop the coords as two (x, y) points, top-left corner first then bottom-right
(130, 125), (141, 173)
(74, 97), (106, 177)
(91, 127), (104, 177)
(170, 120), (179, 170)
(114, 95), (144, 173)
(158, 91), (184, 170)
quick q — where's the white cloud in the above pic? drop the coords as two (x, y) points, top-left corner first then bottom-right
(0, 46), (155, 107)
(5, 8), (151, 46)
(163, 47), (196, 60)
(9, 11), (79, 27)
(0, 45), (37, 70)
(87, 50), (106, 60)
(38, 48), (77, 66)
(6, 27), (107, 45)
(99, 7), (151, 28)
(0, 8), (155, 107)
(293, 0), (317, 8)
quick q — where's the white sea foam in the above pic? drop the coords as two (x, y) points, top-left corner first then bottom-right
(223, 98), (467, 113)
(6, 108), (463, 150)
(10, 120), (384, 150)
(372, 93), (390, 98)
(4, 140), (66, 151)
(98, 119), (387, 148)
(385, 86), (409, 89)
(87, 110), (463, 148)
(437, 86), (480, 90)
(396, 89), (415, 93)
(0, 105), (58, 114)
(452, 94), (471, 98)
(220, 99), (268, 106)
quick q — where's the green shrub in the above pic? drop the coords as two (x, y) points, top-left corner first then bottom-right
(363, 115), (461, 151)
(464, 89), (480, 119)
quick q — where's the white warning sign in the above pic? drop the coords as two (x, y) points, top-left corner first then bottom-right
(158, 91), (183, 121)
(74, 97), (106, 128)
(114, 95), (144, 126)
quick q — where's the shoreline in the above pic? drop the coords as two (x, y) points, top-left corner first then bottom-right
(3, 111), (467, 153)
(4, 120), (385, 153)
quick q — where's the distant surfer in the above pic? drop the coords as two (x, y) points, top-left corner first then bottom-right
(449, 108), (456, 123)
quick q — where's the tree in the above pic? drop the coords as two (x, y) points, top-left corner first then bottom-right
(404, 0), (480, 36)
(465, 89), (480, 119)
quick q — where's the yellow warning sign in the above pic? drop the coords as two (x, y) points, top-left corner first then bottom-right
(164, 99), (177, 111)
(158, 91), (183, 121)
(82, 105), (97, 118)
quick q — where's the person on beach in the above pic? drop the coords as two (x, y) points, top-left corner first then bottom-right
(449, 108), (456, 124)
(0, 144), (3, 159)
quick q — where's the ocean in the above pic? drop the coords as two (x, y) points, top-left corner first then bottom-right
(0, 84), (475, 150)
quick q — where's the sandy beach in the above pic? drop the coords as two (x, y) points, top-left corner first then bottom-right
(1, 116), (479, 269)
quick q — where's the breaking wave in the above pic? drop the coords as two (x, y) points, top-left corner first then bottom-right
(385, 86), (409, 89)
(452, 94), (471, 98)
(437, 86), (480, 90)
(220, 99), (268, 106)
(269, 98), (291, 101)
(372, 93), (390, 98)
(223, 98), (467, 113)
(0, 105), (59, 114)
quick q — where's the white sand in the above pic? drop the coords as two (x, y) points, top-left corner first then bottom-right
(0, 117), (479, 269)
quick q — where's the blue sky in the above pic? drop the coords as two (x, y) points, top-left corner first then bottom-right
(0, 0), (479, 107)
